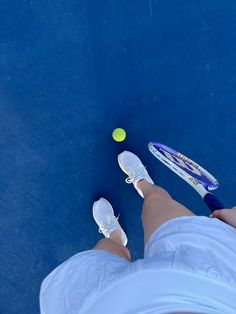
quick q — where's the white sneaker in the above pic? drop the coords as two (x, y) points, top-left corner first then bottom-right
(118, 151), (154, 198)
(92, 198), (128, 246)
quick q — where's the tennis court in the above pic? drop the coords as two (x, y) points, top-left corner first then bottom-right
(1, 1), (236, 313)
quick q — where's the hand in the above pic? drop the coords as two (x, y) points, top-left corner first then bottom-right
(209, 206), (236, 229)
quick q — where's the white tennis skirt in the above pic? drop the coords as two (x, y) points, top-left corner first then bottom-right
(40, 216), (236, 313)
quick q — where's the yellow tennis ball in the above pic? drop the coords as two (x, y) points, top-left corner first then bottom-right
(112, 128), (126, 142)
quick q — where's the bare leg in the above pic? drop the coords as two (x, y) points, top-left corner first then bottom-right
(137, 180), (196, 246)
(92, 230), (131, 262)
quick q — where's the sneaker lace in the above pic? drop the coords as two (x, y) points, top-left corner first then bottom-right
(125, 166), (147, 184)
(98, 213), (120, 234)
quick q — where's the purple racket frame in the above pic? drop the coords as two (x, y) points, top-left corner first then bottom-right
(148, 142), (224, 212)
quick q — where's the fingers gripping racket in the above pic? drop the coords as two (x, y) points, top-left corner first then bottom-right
(148, 142), (224, 213)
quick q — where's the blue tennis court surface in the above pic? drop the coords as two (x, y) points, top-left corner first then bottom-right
(1, 1), (236, 313)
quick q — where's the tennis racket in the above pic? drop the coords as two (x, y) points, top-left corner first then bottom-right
(148, 142), (224, 212)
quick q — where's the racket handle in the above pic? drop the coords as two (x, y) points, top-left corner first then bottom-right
(203, 193), (224, 212)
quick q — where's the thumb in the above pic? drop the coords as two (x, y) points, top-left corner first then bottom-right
(209, 207), (236, 228)
(209, 210), (221, 218)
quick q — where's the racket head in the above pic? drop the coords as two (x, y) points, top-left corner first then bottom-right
(148, 142), (219, 191)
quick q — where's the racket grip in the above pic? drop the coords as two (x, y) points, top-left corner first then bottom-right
(203, 193), (224, 212)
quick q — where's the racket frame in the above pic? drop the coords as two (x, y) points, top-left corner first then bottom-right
(148, 142), (219, 198)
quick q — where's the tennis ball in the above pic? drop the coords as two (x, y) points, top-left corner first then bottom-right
(112, 128), (126, 142)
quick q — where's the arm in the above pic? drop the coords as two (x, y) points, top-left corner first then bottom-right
(209, 206), (236, 229)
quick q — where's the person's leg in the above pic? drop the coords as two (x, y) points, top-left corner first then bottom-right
(138, 180), (196, 246)
(92, 230), (131, 262)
